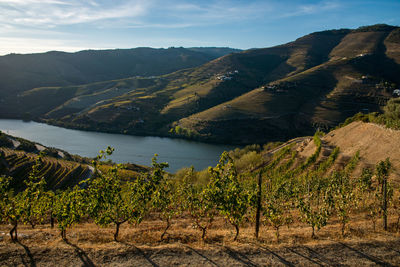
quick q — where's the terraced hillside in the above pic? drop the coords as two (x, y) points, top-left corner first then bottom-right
(0, 148), (92, 190)
(4, 25), (400, 144)
(0, 131), (147, 190)
(0, 47), (239, 117)
(2, 120), (400, 267)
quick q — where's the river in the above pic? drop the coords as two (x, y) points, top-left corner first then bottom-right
(0, 119), (237, 173)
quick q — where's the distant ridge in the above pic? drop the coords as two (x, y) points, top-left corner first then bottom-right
(1, 24), (400, 144)
(0, 46), (240, 99)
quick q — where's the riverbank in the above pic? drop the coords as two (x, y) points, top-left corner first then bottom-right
(0, 119), (236, 172)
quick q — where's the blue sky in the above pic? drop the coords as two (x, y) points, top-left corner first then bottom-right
(0, 0), (399, 55)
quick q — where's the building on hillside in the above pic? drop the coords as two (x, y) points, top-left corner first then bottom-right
(393, 89), (400, 97)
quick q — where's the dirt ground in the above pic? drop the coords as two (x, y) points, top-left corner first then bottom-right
(323, 121), (400, 179)
(2, 121), (400, 266)
(1, 217), (400, 267)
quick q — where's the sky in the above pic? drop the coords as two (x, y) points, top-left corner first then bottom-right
(0, 0), (399, 55)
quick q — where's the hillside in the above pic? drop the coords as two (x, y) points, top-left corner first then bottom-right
(322, 121), (400, 177)
(2, 24), (400, 144)
(0, 46), (239, 116)
(295, 121), (400, 181)
(2, 121), (400, 266)
(0, 131), (146, 190)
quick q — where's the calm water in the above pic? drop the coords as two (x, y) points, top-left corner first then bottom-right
(0, 119), (236, 173)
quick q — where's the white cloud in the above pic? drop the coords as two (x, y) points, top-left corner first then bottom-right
(0, 0), (278, 30)
(278, 1), (341, 18)
(109, 0), (273, 29)
(0, 37), (110, 55)
(0, 0), (150, 27)
(165, 1), (270, 22)
(0, 0), (346, 55)
(0, 0), (71, 4)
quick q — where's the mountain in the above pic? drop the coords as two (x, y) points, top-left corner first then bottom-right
(2, 24), (400, 144)
(0, 47), (240, 101)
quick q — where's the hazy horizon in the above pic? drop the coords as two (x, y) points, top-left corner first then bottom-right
(1, 0), (399, 55)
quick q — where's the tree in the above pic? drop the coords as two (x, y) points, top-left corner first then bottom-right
(297, 173), (332, 238)
(88, 148), (169, 241)
(376, 158), (392, 231)
(53, 186), (87, 240)
(19, 157), (48, 229)
(264, 179), (293, 242)
(87, 166), (133, 241)
(124, 154), (169, 240)
(151, 177), (179, 241)
(43, 190), (56, 228)
(384, 98), (400, 120)
(0, 176), (22, 242)
(330, 171), (355, 236)
(177, 169), (216, 241)
(208, 152), (250, 241)
(355, 168), (379, 230)
(254, 171), (262, 239)
(87, 147), (134, 241)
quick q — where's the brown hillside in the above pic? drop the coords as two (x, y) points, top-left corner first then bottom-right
(4, 25), (400, 144)
(300, 121), (400, 180)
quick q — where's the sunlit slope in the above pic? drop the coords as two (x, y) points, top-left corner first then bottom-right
(0, 132), (147, 190)
(8, 25), (400, 144)
(176, 26), (400, 143)
(21, 29), (347, 131)
(0, 47), (239, 98)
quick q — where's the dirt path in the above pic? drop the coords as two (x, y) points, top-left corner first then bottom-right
(248, 136), (312, 173)
(2, 238), (400, 266)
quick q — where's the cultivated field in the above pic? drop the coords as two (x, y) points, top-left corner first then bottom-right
(1, 215), (400, 266)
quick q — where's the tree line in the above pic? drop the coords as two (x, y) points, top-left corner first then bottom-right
(0, 133), (398, 243)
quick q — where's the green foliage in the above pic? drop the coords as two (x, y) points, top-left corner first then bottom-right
(274, 150), (297, 174)
(330, 171), (355, 236)
(0, 175), (22, 241)
(316, 147), (339, 173)
(89, 148), (169, 241)
(19, 157), (48, 228)
(338, 99), (400, 131)
(0, 132), (13, 147)
(233, 151), (263, 172)
(53, 185), (87, 240)
(385, 98), (400, 120)
(228, 144), (262, 160)
(344, 151), (360, 175)
(376, 158), (393, 231)
(297, 173), (332, 238)
(207, 152), (250, 241)
(0, 176), (19, 223)
(170, 126), (199, 139)
(0, 142), (398, 244)
(302, 132), (323, 169)
(264, 179), (294, 242)
(177, 168), (216, 240)
(15, 137), (37, 152)
(0, 176), (12, 215)
(151, 177), (178, 240)
(357, 168), (373, 192)
(87, 155), (132, 240)
(376, 158), (392, 184)
(356, 168), (380, 231)
(127, 154), (169, 226)
(265, 145), (293, 172)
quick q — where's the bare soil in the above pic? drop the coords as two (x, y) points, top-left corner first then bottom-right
(298, 121), (400, 181)
(323, 122), (400, 177)
(1, 217), (400, 266)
